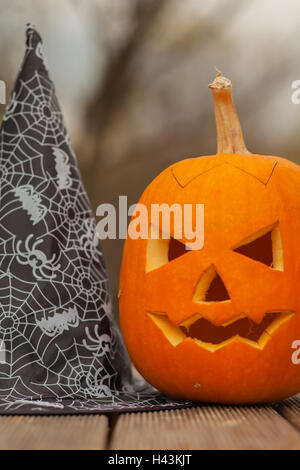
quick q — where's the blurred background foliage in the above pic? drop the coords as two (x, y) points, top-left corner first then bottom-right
(1, 0), (300, 308)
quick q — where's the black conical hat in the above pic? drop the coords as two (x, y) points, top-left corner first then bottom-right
(0, 25), (187, 414)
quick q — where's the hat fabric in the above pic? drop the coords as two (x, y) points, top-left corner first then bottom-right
(0, 25), (188, 414)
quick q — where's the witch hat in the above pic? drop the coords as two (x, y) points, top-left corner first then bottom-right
(0, 25), (187, 414)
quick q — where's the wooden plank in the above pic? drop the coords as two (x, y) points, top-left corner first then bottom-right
(110, 405), (300, 450)
(0, 414), (109, 450)
(277, 395), (300, 430)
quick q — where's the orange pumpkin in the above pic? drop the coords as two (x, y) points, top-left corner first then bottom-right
(119, 72), (300, 403)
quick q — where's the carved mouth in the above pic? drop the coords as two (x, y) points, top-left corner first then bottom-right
(147, 311), (295, 351)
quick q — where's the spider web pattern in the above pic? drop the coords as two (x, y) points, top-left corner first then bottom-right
(0, 391), (191, 414)
(0, 25), (189, 413)
(0, 24), (123, 401)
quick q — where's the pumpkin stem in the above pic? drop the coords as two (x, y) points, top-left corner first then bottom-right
(209, 70), (249, 155)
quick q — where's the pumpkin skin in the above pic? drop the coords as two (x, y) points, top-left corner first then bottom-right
(119, 74), (300, 404)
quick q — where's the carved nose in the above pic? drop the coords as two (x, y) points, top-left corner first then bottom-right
(193, 265), (230, 303)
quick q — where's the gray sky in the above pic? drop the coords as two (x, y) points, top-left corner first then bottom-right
(1, 0), (300, 159)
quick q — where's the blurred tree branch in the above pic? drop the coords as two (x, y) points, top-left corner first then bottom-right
(144, 0), (247, 84)
(85, 0), (168, 148)
(80, 0), (297, 213)
(81, 0), (248, 209)
(82, 0), (168, 209)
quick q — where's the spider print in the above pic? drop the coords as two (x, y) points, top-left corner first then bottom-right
(83, 325), (112, 357)
(16, 234), (61, 280)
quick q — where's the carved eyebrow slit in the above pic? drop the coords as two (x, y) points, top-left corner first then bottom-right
(232, 222), (283, 271)
(146, 225), (191, 273)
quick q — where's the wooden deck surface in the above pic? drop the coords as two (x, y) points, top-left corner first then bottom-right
(0, 396), (299, 450)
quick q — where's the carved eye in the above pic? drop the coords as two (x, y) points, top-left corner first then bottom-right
(146, 235), (190, 272)
(233, 222), (283, 270)
(168, 237), (190, 262)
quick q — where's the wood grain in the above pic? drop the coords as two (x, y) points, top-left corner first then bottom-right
(0, 399), (299, 450)
(277, 395), (300, 430)
(110, 405), (300, 450)
(0, 414), (109, 450)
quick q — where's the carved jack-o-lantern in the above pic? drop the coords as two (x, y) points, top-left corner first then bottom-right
(119, 72), (300, 403)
